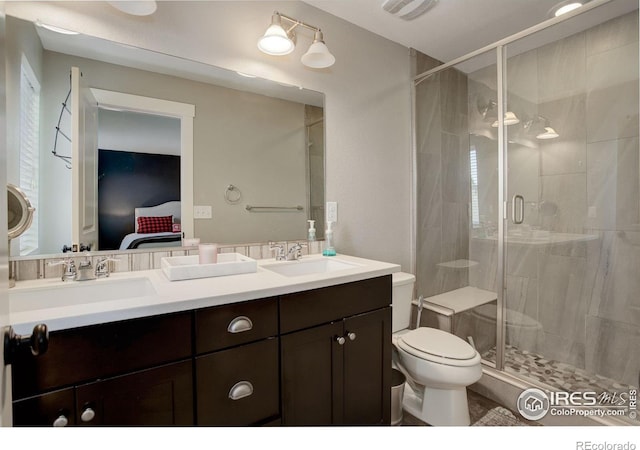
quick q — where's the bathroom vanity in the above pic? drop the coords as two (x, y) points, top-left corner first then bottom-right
(7, 254), (397, 426)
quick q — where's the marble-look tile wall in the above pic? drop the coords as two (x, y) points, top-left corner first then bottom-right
(522, 11), (638, 386)
(10, 239), (323, 281)
(414, 51), (471, 299)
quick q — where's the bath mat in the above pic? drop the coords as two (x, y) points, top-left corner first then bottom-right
(471, 406), (529, 426)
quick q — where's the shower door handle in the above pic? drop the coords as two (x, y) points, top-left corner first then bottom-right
(511, 195), (525, 224)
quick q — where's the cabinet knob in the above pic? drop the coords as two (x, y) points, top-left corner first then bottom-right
(335, 336), (345, 345)
(52, 414), (68, 427)
(227, 316), (253, 334)
(80, 407), (96, 423)
(228, 381), (254, 400)
(347, 332), (357, 341)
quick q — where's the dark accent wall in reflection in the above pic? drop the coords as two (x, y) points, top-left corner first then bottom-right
(98, 149), (180, 250)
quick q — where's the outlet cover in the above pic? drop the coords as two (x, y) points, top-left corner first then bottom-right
(194, 205), (212, 219)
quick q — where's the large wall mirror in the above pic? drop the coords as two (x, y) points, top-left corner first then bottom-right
(6, 15), (325, 257)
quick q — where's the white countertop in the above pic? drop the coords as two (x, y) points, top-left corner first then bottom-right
(9, 254), (400, 334)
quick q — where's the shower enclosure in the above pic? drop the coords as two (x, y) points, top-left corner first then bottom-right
(413, 0), (639, 424)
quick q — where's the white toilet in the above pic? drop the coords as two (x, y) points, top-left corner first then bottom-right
(392, 272), (483, 426)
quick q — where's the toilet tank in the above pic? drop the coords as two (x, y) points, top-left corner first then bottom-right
(392, 272), (416, 333)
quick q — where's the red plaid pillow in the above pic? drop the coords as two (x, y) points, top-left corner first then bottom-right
(137, 215), (173, 234)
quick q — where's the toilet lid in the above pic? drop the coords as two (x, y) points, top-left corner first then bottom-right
(399, 327), (477, 360)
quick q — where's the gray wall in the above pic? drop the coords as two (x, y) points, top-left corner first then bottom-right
(414, 50), (471, 299)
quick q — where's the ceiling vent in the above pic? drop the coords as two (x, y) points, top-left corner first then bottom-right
(381, 0), (438, 20)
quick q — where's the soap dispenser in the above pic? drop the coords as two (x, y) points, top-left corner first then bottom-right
(307, 220), (316, 242)
(322, 221), (336, 256)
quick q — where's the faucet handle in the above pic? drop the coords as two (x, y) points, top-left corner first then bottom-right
(48, 258), (77, 281)
(287, 242), (307, 260)
(95, 257), (120, 278)
(269, 242), (286, 261)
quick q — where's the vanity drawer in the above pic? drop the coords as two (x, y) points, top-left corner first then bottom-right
(12, 311), (192, 400)
(196, 337), (280, 426)
(279, 275), (392, 334)
(195, 297), (278, 354)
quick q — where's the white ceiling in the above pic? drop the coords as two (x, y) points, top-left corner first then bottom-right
(303, 0), (632, 64)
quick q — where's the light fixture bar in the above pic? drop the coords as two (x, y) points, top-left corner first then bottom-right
(277, 12), (322, 35)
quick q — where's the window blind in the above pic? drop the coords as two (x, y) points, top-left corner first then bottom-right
(19, 55), (40, 255)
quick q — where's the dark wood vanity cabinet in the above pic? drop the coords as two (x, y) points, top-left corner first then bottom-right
(280, 276), (392, 426)
(74, 361), (194, 426)
(11, 311), (194, 426)
(194, 297), (280, 426)
(11, 275), (392, 427)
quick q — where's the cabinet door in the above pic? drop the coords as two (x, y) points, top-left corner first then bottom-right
(12, 387), (76, 427)
(281, 321), (343, 425)
(342, 307), (392, 425)
(75, 360), (193, 426)
(196, 338), (279, 426)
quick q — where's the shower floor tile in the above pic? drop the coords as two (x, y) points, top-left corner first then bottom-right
(483, 345), (639, 422)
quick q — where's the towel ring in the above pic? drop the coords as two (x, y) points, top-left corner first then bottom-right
(224, 184), (242, 204)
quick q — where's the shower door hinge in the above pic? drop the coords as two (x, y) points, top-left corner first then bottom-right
(503, 201), (508, 220)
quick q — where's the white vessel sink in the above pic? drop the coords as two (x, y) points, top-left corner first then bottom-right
(261, 257), (359, 277)
(10, 277), (157, 313)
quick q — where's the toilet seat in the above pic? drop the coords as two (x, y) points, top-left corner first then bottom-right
(397, 327), (480, 367)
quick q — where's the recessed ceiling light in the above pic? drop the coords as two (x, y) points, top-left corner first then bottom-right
(549, 1), (585, 18)
(107, 1), (157, 16)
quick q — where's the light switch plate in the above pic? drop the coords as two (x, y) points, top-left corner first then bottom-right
(326, 202), (338, 222)
(194, 205), (212, 219)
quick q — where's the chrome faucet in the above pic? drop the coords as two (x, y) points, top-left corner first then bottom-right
(75, 256), (96, 281)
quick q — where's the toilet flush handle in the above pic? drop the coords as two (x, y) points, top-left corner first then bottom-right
(416, 295), (425, 328)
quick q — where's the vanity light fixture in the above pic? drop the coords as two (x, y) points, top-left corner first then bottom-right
(258, 12), (336, 69)
(523, 115), (560, 140)
(478, 99), (519, 127)
(536, 126), (560, 140)
(491, 111), (520, 127)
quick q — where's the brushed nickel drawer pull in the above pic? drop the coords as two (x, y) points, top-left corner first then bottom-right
(228, 381), (254, 400)
(227, 316), (253, 334)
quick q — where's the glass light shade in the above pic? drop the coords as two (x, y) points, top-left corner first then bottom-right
(491, 111), (520, 127)
(258, 18), (295, 56)
(301, 41), (336, 68)
(536, 127), (559, 139)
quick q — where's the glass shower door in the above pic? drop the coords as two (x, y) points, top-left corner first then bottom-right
(502, 5), (639, 420)
(413, 48), (501, 361)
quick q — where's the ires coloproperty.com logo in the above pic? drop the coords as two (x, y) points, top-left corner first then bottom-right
(517, 387), (638, 421)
